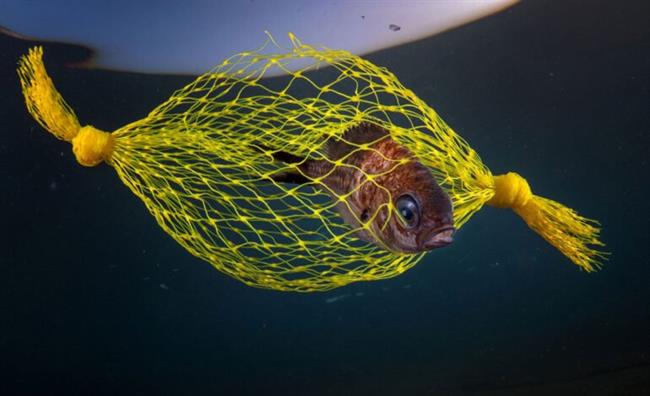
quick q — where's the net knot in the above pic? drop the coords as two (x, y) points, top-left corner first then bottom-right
(487, 172), (532, 209)
(71, 126), (114, 167)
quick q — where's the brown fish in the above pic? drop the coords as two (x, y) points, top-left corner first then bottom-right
(269, 122), (454, 253)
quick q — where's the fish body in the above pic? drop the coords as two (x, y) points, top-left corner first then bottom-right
(271, 123), (454, 253)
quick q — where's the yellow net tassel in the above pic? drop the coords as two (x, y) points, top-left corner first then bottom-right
(486, 172), (605, 271)
(17, 47), (114, 167)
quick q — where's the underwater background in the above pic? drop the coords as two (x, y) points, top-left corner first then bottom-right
(1, 0), (648, 395)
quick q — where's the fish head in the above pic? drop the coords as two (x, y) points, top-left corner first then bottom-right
(387, 161), (454, 253)
(354, 146), (454, 254)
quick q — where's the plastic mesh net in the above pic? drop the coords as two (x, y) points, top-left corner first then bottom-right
(108, 34), (491, 291)
(18, 35), (605, 292)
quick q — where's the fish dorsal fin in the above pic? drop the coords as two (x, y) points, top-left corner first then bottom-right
(342, 122), (389, 144)
(326, 122), (390, 160)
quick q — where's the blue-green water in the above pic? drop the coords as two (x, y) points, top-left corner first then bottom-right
(1, 1), (648, 395)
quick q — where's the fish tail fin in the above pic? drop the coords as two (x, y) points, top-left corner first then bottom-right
(252, 144), (304, 163)
(252, 144), (312, 184)
(268, 171), (311, 185)
(269, 150), (304, 164)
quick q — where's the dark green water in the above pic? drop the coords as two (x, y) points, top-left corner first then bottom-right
(1, 1), (648, 395)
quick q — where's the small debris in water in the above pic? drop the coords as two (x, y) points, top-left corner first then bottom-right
(325, 294), (350, 304)
(159, 283), (169, 290)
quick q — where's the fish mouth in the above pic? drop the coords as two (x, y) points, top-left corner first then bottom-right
(422, 226), (456, 249)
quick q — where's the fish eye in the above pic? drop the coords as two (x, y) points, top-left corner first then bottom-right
(395, 194), (420, 229)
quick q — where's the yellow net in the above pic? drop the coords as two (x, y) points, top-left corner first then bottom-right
(17, 35), (606, 292)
